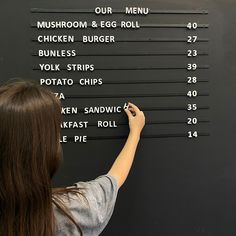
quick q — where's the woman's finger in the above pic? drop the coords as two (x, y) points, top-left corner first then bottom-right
(128, 107), (135, 112)
(124, 107), (133, 119)
(128, 102), (140, 114)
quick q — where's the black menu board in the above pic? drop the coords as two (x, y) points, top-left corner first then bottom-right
(1, 0), (236, 235)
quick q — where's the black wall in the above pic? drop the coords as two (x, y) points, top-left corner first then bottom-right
(1, 0), (236, 235)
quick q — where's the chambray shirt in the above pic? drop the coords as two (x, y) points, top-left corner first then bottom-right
(53, 174), (119, 236)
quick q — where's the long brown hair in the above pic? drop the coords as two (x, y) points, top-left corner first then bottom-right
(0, 78), (85, 236)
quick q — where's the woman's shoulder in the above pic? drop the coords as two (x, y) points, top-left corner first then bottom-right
(54, 174), (118, 201)
(53, 174), (119, 235)
(73, 174), (118, 195)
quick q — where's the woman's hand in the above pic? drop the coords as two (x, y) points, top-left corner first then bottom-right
(124, 102), (145, 137)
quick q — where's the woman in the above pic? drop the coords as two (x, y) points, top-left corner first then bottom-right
(0, 78), (145, 236)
